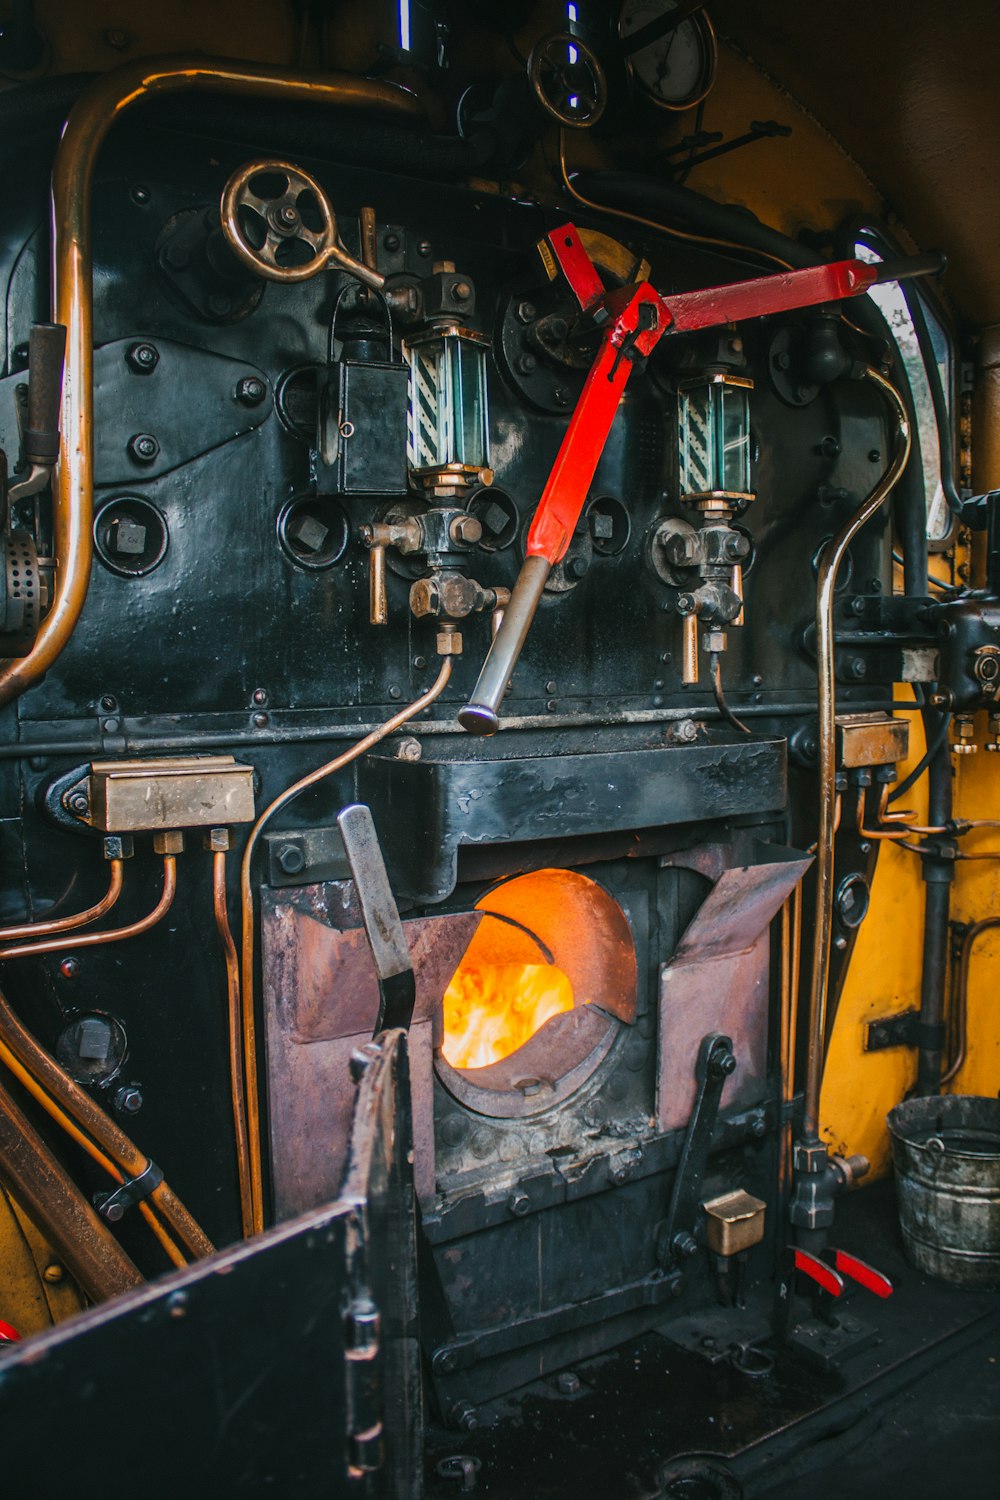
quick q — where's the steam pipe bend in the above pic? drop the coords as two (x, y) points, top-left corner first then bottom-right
(802, 367), (911, 1141)
(0, 57), (422, 707)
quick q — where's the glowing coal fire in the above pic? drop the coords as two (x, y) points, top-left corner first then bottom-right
(442, 960), (577, 1069)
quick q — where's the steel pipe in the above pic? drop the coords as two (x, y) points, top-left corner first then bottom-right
(0, 57), (421, 706)
(459, 555), (551, 735)
(802, 367), (910, 1141)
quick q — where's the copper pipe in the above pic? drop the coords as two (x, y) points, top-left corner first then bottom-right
(855, 785), (945, 841)
(0, 58), (421, 708)
(0, 910), (215, 1263)
(803, 368), (910, 1142)
(0, 1076), (143, 1302)
(213, 850), (253, 1239)
(239, 656), (454, 1233)
(681, 612), (699, 685)
(0, 1035), (186, 1268)
(0, 859), (123, 944)
(0, 856), (175, 962)
(777, 899), (793, 1201)
(941, 917), (1000, 1086)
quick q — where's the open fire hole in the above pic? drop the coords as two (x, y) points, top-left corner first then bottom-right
(436, 869), (637, 1118)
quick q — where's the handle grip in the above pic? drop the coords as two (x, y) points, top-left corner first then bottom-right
(23, 323), (66, 467)
(458, 555), (551, 735)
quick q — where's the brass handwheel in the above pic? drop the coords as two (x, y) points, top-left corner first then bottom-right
(220, 159), (384, 288)
(528, 32), (607, 128)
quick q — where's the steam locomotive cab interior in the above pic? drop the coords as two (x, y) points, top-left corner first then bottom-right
(0, 3), (995, 1496)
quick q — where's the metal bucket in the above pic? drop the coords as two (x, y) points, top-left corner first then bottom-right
(887, 1094), (1000, 1288)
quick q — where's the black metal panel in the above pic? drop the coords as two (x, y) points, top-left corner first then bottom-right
(359, 737), (786, 901)
(0, 1030), (420, 1500)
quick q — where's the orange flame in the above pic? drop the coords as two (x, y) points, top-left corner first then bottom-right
(442, 961), (576, 1069)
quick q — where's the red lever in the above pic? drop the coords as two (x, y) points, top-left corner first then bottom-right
(793, 1247), (844, 1299)
(830, 1249), (893, 1299)
(460, 225), (937, 736)
(0, 1319), (22, 1343)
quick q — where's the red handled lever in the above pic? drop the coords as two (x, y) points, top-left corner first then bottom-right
(792, 1247), (845, 1299)
(458, 228), (943, 735)
(828, 1248), (893, 1298)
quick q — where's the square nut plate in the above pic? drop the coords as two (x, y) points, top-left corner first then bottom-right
(87, 756), (255, 832)
(835, 712), (909, 769)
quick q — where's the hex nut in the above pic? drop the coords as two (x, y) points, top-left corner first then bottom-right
(152, 830), (185, 855)
(277, 843), (306, 875)
(436, 627), (463, 656)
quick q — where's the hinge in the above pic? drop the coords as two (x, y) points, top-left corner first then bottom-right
(345, 1295), (384, 1476)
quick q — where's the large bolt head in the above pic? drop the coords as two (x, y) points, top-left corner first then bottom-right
(236, 376), (267, 407)
(127, 432), (159, 464)
(449, 514), (483, 547)
(126, 342), (159, 374)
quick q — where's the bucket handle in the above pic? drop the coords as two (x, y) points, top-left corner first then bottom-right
(924, 1134), (946, 1171)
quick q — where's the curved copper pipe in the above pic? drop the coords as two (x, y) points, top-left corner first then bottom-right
(0, 969), (212, 1261)
(0, 858), (212, 1260)
(0, 859), (123, 943)
(239, 656), (454, 1233)
(0, 856), (175, 961)
(941, 916), (1000, 1086)
(213, 850), (253, 1239)
(0, 1075), (143, 1301)
(0, 1034), (186, 1268)
(0, 57), (421, 707)
(803, 368), (910, 1141)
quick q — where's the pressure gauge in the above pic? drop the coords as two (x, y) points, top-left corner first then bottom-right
(618, 0), (717, 112)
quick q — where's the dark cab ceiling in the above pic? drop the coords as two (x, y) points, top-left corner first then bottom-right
(719, 0), (1000, 328)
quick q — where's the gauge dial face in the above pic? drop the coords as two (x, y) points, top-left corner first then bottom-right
(618, 0), (717, 111)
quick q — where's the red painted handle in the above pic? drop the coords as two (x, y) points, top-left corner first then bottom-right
(831, 1249), (893, 1299)
(663, 259), (877, 333)
(793, 1247), (844, 1299)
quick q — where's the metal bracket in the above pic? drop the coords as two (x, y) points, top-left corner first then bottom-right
(95, 1160), (163, 1223)
(865, 1009), (919, 1051)
(657, 1032), (736, 1270)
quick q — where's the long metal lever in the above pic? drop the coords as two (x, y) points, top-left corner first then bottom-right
(337, 803), (416, 1034)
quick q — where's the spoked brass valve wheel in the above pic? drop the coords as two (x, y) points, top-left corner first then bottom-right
(220, 158), (384, 288)
(527, 32), (607, 128)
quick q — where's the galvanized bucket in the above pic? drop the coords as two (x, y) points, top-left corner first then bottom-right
(887, 1094), (1000, 1288)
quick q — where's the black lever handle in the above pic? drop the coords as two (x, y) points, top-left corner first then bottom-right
(23, 323), (66, 468)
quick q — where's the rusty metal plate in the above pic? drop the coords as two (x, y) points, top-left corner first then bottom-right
(657, 851), (811, 1131)
(263, 895), (481, 1043)
(658, 938), (770, 1131)
(671, 855), (812, 965)
(261, 885), (480, 1218)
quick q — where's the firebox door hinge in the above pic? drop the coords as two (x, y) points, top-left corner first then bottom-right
(344, 1294), (385, 1477)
